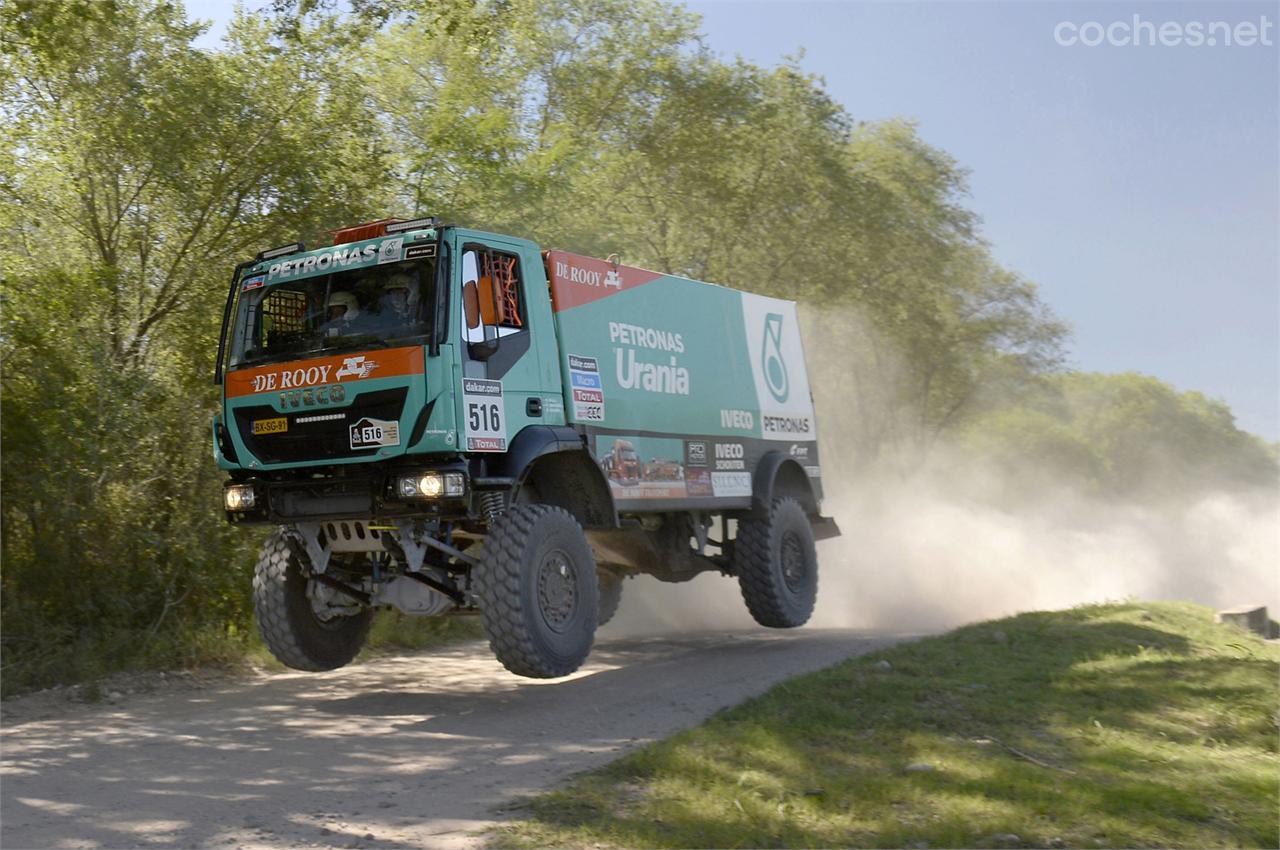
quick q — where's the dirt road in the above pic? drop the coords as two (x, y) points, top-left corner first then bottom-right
(1, 629), (904, 850)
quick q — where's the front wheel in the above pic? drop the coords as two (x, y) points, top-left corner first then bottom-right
(473, 505), (599, 678)
(735, 497), (818, 628)
(252, 529), (372, 671)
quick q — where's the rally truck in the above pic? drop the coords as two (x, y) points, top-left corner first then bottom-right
(214, 217), (839, 678)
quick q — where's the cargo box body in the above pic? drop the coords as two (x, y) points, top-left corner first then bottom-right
(545, 250), (822, 512)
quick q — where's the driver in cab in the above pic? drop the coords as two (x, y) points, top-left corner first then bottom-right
(320, 290), (363, 337)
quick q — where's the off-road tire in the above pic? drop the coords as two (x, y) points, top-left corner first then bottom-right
(736, 497), (818, 628)
(473, 505), (599, 678)
(252, 529), (372, 672)
(598, 569), (624, 626)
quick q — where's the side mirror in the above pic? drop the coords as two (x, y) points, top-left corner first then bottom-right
(463, 280), (481, 329)
(462, 279), (499, 361)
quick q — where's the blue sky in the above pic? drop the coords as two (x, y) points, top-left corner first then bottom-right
(189, 0), (1279, 438)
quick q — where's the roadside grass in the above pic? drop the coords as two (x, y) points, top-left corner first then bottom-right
(2, 610), (483, 699)
(492, 602), (1279, 849)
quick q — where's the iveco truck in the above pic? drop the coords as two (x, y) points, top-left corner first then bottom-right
(214, 217), (839, 678)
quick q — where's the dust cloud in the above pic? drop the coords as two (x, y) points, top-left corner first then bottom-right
(603, 307), (1280, 638)
(604, 476), (1279, 636)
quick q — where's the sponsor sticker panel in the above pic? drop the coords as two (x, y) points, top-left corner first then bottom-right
(350, 417), (400, 449)
(255, 236), (416, 284)
(590, 431), (821, 505)
(567, 354), (606, 423)
(225, 346), (423, 399)
(683, 440), (713, 496)
(595, 435), (687, 499)
(462, 378), (507, 452)
(546, 250), (665, 313)
(711, 471), (753, 498)
(740, 294), (817, 441)
(377, 237), (404, 264)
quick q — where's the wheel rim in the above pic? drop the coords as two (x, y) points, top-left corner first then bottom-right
(537, 548), (578, 632)
(305, 576), (361, 626)
(780, 531), (808, 593)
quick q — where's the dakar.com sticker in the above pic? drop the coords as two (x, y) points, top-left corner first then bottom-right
(462, 378), (507, 452)
(568, 354), (605, 422)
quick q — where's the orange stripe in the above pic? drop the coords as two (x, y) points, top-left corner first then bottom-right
(225, 346), (424, 398)
(544, 250), (664, 313)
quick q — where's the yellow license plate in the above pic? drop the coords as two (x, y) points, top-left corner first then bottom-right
(252, 417), (288, 435)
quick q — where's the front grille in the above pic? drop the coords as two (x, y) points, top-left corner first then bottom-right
(235, 388), (408, 465)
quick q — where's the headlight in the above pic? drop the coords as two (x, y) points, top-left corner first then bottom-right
(224, 484), (255, 511)
(396, 471), (465, 499)
(419, 473), (444, 497)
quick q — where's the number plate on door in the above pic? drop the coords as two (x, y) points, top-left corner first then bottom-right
(462, 378), (507, 452)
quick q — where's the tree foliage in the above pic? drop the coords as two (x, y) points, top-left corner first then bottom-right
(960, 372), (1278, 497)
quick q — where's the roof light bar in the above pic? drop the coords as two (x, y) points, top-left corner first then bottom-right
(384, 217), (441, 234)
(256, 242), (306, 261)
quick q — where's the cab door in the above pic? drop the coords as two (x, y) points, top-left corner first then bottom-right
(455, 233), (562, 453)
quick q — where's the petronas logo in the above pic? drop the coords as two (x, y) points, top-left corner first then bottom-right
(762, 313), (789, 402)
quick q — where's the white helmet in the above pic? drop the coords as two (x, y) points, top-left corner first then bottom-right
(386, 272), (414, 293)
(383, 273), (415, 316)
(327, 291), (360, 320)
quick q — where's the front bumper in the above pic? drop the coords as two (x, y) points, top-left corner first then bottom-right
(224, 461), (471, 525)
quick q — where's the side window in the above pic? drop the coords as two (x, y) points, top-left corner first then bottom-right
(462, 246), (526, 343)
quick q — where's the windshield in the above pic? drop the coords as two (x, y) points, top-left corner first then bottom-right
(227, 258), (435, 369)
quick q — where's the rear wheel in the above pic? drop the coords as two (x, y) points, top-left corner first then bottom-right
(252, 529), (372, 671)
(598, 569), (624, 626)
(735, 497), (818, 628)
(473, 505), (599, 677)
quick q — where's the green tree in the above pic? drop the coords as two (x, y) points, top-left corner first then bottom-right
(0, 0), (391, 691)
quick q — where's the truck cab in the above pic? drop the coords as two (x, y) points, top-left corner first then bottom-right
(216, 222), (557, 483)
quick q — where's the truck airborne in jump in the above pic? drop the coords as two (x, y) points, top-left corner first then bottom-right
(214, 218), (839, 678)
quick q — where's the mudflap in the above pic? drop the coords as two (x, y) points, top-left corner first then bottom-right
(811, 515), (841, 541)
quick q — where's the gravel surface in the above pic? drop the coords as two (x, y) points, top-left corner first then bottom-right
(1, 629), (907, 849)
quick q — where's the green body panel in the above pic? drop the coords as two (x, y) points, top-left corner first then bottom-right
(548, 262), (817, 445)
(545, 249), (821, 507)
(554, 277), (759, 438)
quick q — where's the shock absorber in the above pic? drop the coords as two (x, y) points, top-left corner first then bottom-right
(478, 490), (506, 521)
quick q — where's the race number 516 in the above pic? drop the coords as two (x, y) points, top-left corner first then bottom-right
(468, 401), (501, 433)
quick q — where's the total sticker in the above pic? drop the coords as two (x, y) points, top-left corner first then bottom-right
(463, 378), (506, 452)
(567, 354), (606, 422)
(350, 417), (400, 449)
